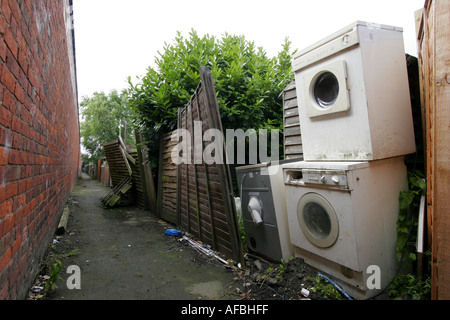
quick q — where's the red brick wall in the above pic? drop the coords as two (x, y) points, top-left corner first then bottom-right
(0, 0), (80, 299)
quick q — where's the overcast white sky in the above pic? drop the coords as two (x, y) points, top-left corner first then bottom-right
(72, 0), (425, 102)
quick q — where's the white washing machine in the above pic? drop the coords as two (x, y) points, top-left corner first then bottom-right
(292, 21), (416, 161)
(282, 157), (408, 299)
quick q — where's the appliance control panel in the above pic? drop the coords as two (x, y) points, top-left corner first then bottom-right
(284, 169), (349, 190)
(303, 170), (348, 188)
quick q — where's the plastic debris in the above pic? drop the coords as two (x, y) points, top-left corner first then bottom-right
(301, 288), (310, 297)
(164, 229), (182, 236)
(181, 235), (229, 266)
(32, 286), (44, 293)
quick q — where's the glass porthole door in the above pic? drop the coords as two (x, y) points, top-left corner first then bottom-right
(314, 72), (340, 109)
(303, 60), (351, 118)
(297, 193), (339, 248)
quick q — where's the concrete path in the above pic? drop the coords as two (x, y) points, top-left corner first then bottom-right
(48, 173), (238, 300)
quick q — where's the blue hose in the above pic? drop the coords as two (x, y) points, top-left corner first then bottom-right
(318, 272), (354, 300)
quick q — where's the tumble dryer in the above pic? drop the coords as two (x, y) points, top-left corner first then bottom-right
(292, 21), (416, 161)
(236, 162), (294, 262)
(283, 157), (408, 299)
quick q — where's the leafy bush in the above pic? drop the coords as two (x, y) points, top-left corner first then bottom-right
(126, 29), (295, 168)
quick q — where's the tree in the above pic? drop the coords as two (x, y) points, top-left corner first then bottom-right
(80, 90), (135, 163)
(127, 29), (295, 168)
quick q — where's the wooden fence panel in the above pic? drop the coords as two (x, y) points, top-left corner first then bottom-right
(416, 0), (450, 300)
(103, 139), (131, 187)
(103, 138), (146, 209)
(157, 131), (179, 224)
(282, 80), (303, 160)
(177, 67), (244, 263)
(128, 149), (145, 209)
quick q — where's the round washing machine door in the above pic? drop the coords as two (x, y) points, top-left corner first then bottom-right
(297, 193), (339, 248)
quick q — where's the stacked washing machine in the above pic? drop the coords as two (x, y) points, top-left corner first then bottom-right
(282, 21), (416, 299)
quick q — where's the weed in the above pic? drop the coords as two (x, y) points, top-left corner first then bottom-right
(54, 249), (80, 260)
(390, 170), (431, 300)
(261, 257), (294, 285)
(387, 273), (431, 300)
(307, 275), (343, 300)
(396, 170), (426, 265)
(45, 260), (63, 292)
(238, 215), (248, 253)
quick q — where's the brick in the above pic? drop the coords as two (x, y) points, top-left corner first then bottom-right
(0, 165), (20, 182)
(8, 148), (20, 164)
(0, 12), (7, 34)
(11, 116), (23, 135)
(0, 146), (8, 165)
(19, 2), (31, 29)
(20, 102), (31, 124)
(1, 0), (12, 24)
(14, 83), (25, 103)
(0, 39), (7, 62)
(11, 132), (23, 150)
(0, 184), (5, 203)
(0, 126), (12, 147)
(6, 49), (20, 79)
(19, 204), (31, 223)
(0, 105), (13, 128)
(4, 29), (18, 59)
(8, 13), (17, 39)
(23, 1), (32, 22)
(16, 30), (27, 53)
(0, 250), (12, 279)
(2, 87), (15, 110)
(13, 193), (26, 211)
(0, 65), (16, 94)
(27, 63), (38, 89)
(11, 236), (21, 256)
(23, 165), (32, 179)
(8, 0), (22, 25)
(0, 239), (5, 271)
(8, 148), (27, 165)
(18, 179), (28, 194)
(19, 149), (27, 164)
(4, 215), (14, 234)
(0, 199), (13, 219)
(17, 50), (28, 74)
(8, 261), (21, 292)
(5, 181), (19, 200)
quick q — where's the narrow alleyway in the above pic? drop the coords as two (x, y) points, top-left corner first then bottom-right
(45, 173), (239, 300)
